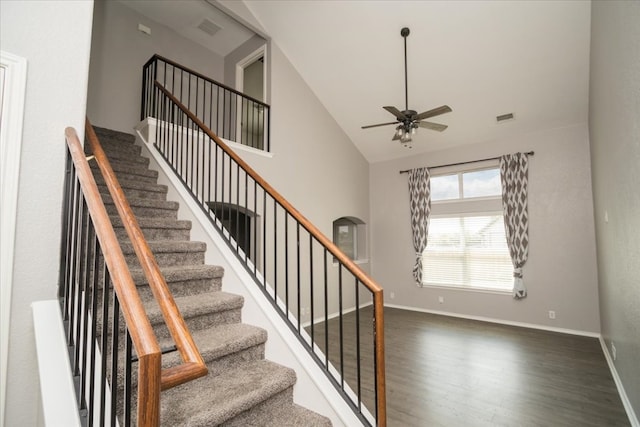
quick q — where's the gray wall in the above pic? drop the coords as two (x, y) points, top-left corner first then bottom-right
(87, 0), (225, 133)
(0, 1), (94, 425)
(370, 123), (601, 332)
(589, 0), (640, 418)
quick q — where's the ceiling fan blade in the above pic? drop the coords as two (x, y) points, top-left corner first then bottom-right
(415, 105), (452, 121)
(362, 121), (399, 129)
(392, 132), (401, 141)
(383, 106), (407, 120)
(419, 121), (448, 132)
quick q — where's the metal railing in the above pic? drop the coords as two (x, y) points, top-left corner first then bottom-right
(147, 80), (386, 426)
(142, 54), (270, 152)
(59, 128), (161, 426)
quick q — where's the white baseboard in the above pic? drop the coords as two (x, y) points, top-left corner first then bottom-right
(383, 303), (600, 337)
(599, 337), (640, 427)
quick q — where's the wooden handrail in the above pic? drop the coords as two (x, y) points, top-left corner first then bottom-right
(153, 81), (386, 425)
(65, 127), (161, 426)
(85, 118), (208, 390)
(154, 82), (380, 295)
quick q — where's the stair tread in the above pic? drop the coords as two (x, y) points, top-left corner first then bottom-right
(160, 360), (296, 426)
(93, 127), (136, 144)
(161, 323), (267, 366)
(146, 291), (244, 325)
(120, 240), (206, 254)
(102, 194), (179, 210)
(96, 176), (167, 192)
(129, 264), (223, 284)
(230, 403), (333, 427)
(111, 216), (191, 230)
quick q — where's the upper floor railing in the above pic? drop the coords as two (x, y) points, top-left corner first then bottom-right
(142, 54), (270, 152)
(146, 78), (386, 426)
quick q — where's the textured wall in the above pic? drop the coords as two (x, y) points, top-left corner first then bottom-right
(589, 0), (640, 419)
(87, 0), (225, 133)
(0, 1), (94, 425)
(370, 123), (601, 333)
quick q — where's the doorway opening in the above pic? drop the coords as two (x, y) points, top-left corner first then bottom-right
(236, 46), (266, 149)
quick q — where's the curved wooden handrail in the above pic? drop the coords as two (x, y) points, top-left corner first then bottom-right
(153, 81), (386, 424)
(65, 127), (161, 425)
(85, 118), (208, 390)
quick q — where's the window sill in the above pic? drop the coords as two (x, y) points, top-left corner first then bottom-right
(420, 283), (512, 296)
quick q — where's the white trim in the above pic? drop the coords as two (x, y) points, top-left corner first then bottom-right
(0, 50), (27, 425)
(234, 45), (267, 150)
(598, 337), (640, 427)
(384, 302), (601, 338)
(32, 300), (82, 427)
(234, 45), (267, 101)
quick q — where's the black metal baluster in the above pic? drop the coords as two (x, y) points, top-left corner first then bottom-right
(338, 265), (344, 387)
(296, 223), (301, 330)
(323, 249), (329, 367)
(355, 277), (362, 410)
(110, 295), (119, 427)
(99, 268), (111, 427)
(280, 211), (286, 315)
(87, 236), (101, 427)
(123, 331), (132, 427)
(309, 234), (314, 344)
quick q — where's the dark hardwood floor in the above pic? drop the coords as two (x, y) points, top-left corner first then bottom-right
(310, 307), (630, 427)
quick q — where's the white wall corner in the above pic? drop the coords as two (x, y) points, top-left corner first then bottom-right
(0, 50), (28, 426)
(31, 300), (82, 427)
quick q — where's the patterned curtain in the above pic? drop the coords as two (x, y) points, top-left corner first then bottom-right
(408, 167), (431, 285)
(500, 153), (529, 299)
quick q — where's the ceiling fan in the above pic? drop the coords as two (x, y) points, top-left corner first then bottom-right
(362, 27), (452, 147)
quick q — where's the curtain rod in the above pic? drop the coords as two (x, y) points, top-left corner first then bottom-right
(399, 151), (534, 174)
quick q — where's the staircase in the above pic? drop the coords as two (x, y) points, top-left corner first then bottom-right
(89, 126), (332, 426)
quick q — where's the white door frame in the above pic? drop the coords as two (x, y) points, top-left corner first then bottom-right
(234, 45), (266, 145)
(0, 50), (28, 425)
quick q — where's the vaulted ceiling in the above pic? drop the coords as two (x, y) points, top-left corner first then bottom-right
(122, 0), (592, 163)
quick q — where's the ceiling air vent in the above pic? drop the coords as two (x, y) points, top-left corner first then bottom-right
(197, 18), (222, 37)
(496, 113), (515, 123)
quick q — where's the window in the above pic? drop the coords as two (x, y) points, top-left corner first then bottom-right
(333, 217), (367, 263)
(422, 166), (513, 292)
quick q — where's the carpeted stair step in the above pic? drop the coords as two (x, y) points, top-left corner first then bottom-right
(160, 360), (298, 426)
(130, 264), (224, 299)
(97, 179), (168, 201)
(90, 157), (152, 178)
(111, 217), (191, 241)
(95, 163), (158, 183)
(98, 138), (142, 156)
(93, 126), (137, 144)
(120, 240), (206, 268)
(145, 291), (245, 340)
(160, 323), (268, 376)
(224, 388), (332, 427)
(103, 195), (179, 219)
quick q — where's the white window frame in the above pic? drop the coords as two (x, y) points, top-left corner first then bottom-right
(422, 163), (513, 293)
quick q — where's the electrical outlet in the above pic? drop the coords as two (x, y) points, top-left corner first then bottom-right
(612, 342), (617, 361)
(390, 292), (395, 299)
(548, 310), (556, 319)
(438, 296), (444, 304)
